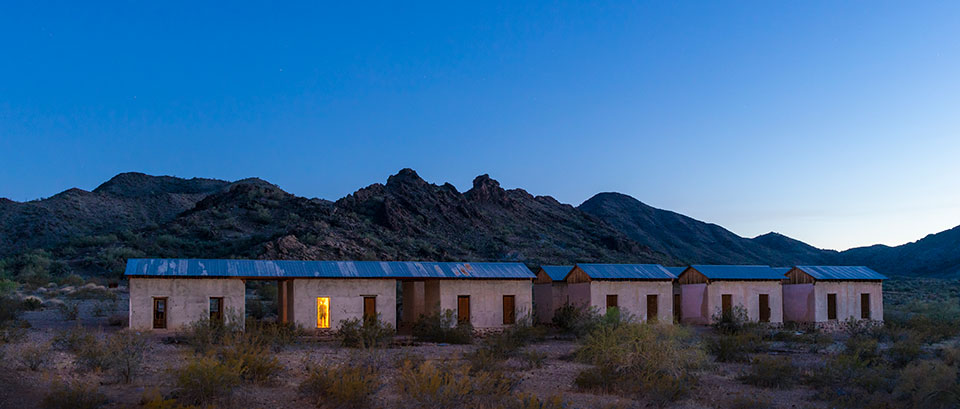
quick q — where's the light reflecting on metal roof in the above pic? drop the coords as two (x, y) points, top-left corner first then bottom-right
(795, 266), (887, 281)
(576, 264), (675, 280)
(125, 259), (535, 279)
(689, 265), (783, 280)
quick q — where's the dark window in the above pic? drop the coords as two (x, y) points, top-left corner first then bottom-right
(673, 293), (682, 321)
(646, 294), (658, 322)
(861, 293), (871, 319)
(457, 295), (471, 323)
(721, 294), (732, 318)
(827, 293), (837, 320)
(759, 294), (770, 323)
(209, 297), (223, 323)
(606, 294), (618, 309)
(153, 297), (167, 329)
(503, 295), (516, 325)
(363, 296), (377, 321)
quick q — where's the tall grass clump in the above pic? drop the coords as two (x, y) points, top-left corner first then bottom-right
(395, 360), (519, 409)
(574, 322), (706, 408)
(412, 310), (473, 344)
(41, 380), (108, 409)
(738, 356), (798, 388)
(172, 355), (241, 407)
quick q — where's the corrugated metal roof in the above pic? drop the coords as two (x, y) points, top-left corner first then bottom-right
(771, 267), (792, 276)
(125, 259), (536, 279)
(539, 265), (574, 281)
(664, 266), (687, 276)
(576, 264), (676, 280)
(795, 266), (887, 281)
(689, 265), (783, 280)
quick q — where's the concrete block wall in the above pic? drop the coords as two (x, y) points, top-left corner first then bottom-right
(129, 277), (245, 331)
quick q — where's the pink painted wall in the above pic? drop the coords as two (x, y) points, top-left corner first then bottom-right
(533, 283), (553, 323)
(783, 283), (815, 322)
(567, 282), (592, 308)
(681, 284), (708, 325)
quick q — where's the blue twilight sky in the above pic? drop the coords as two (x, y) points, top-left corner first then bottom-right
(1, 1), (959, 251)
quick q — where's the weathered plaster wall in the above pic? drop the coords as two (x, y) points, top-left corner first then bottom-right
(401, 281), (426, 325)
(567, 282), (592, 308)
(583, 281), (674, 322)
(291, 279), (397, 331)
(436, 280), (532, 329)
(705, 281), (783, 324)
(129, 278), (245, 331)
(533, 282), (571, 323)
(680, 284), (708, 325)
(783, 283), (815, 322)
(813, 281), (883, 323)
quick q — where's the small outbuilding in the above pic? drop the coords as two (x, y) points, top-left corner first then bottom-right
(532, 265), (574, 324)
(126, 259), (535, 332)
(678, 265), (784, 325)
(564, 264), (676, 322)
(782, 265), (886, 325)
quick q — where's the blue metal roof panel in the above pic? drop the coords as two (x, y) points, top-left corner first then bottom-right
(795, 266), (887, 281)
(539, 265), (574, 281)
(576, 264), (676, 280)
(771, 267), (792, 276)
(690, 265), (783, 280)
(125, 259), (536, 279)
(664, 267), (687, 276)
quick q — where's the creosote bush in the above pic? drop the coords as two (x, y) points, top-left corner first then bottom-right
(20, 343), (51, 371)
(172, 355), (241, 407)
(705, 331), (763, 363)
(551, 302), (602, 337)
(574, 322), (705, 408)
(738, 356), (798, 389)
(337, 315), (395, 348)
(41, 380), (108, 409)
(412, 309), (473, 344)
(395, 360), (519, 409)
(299, 362), (382, 409)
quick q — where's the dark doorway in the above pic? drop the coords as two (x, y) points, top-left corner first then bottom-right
(861, 293), (871, 319)
(363, 296), (377, 321)
(759, 294), (770, 323)
(606, 294), (618, 310)
(209, 297), (223, 323)
(646, 294), (658, 322)
(827, 293), (837, 320)
(457, 295), (471, 323)
(721, 294), (732, 318)
(503, 295), (516, 325)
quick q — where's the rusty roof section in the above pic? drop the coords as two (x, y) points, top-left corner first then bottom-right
(125, 259), (536, 279)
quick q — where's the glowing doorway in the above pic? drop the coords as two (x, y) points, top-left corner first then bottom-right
(317, 297), (330, 328)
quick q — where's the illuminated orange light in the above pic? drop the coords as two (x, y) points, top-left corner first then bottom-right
(317, 297), (330, 328)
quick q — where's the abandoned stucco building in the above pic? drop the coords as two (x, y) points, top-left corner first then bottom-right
(563, 264), (676, 322)
(782, 265), (886, 324)
(678, 265), (784, 325)
(125, 259), (535, 332)
(532, 265), (574, 324)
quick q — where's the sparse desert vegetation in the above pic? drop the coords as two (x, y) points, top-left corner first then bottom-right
(1, 278), (960, 408)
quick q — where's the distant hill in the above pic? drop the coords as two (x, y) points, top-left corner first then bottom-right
(0, 169), (957, 280)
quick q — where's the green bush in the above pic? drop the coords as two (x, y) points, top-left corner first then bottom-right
(218, 336), (283, 384)
(22, 296), (42, 311)
(172, 355), (241, 406)
(299, 362), (382, 409)
(887, 336), (922, 368)
(395, 360), (518, 409)
(41, 380), (108, 409)
(894, 359), (959, 409)
(242, 319), (304, 352)
(337, 316), (395, 348)
(20, 343), (51, 370)
(53, 325), (97, 352)
(710, 305), (754, 335)
(738, 356), (798, 388)
(573, 323), (705, 407)
(412, 310), (473, 344)
(705, 332), (762, 363)
(551, 302), (601, 337)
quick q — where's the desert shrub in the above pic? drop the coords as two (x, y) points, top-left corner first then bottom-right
(412, 309), (473, 344)
(711, 305), (754, 335)
(20, 343), (51, 370)
(508, 394), (568, 409)
(705, 331), (763, 362)
(884, 300), (960, 344)
(893, 359), (959, 409)
(0, 295), (24, 325)
(337, 316), (395, 348)
(107, 313), (127, 327)
(104, 330), (149, 383)
(725, 393), (775, 409)
(139, 389), (201, 409)
(840, 316), (881, 339)
(243, 318), (305, 352)
(551, 302), (601, 337)
(53, 325), (97, 352)
(40, 380), (108, 409)
(464, 346), (504, 373)
(68, 286), (117, 301)
(58, 302), (80, 320)
(184, 317), (238, 354)
(22, 296), (43, 311)
(172, 355), (241, 406)
(844, 336), (882, 365)
(463, 314), (543, 372)
(395, 360), (518, 409)
(522, 350), (547, 369)
(76, 338), (113, 372)
(886, 336), (922, 368)
(574, 323), (705, 407)
(218, 336), (283, 384)
(738, 356), (798, 388)
(299, 362), (382, 409)
(60, 274), (84, 287)
(938, 345), (960, 366)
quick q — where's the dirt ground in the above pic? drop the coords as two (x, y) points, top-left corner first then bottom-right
(0, 296), (832, 409)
